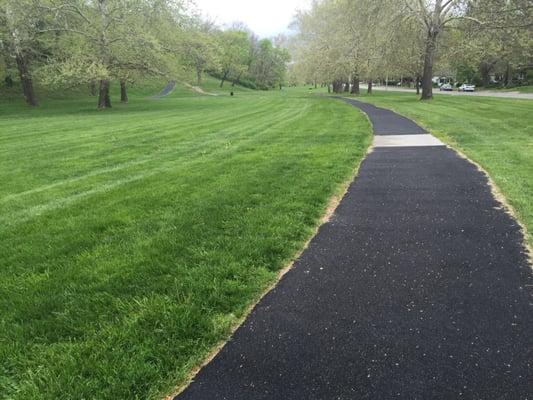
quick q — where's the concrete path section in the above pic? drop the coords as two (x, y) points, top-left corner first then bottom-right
(174, 99), (532, 400)
(373, 134), (444, 147)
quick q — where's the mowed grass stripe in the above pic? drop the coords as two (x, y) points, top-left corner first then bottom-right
(0, 99), (309, 220)
(0, 98), (275, 166)
(1, 111), (312, 225)
(0, 82), (371, 399)
(0, 97), (295, 198)
(0, 94), (274, 144)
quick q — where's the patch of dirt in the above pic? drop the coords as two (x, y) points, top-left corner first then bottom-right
(182, 82), (218, 97)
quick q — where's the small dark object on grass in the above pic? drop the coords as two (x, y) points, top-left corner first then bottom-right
(230, 91), (234, 96)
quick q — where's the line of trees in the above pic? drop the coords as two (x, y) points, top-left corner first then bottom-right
(290, 0), (532, 100)
(0, 0), (291, 108)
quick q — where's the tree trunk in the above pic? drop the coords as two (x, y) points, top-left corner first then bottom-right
(196, 67), (202, 86)
(98, 79), (111, 109)
(220, 70), (228, 87)
(480, 62), (491, 87)
(15, 54), (37, 106)
(351, 75), (360, 95)
(416, 75), (421, 95)
(120, 80), (128, 103)
(232, 72), (242, 87)
(333, 80), (343, 93)
(327, 84), (331, 94)
(367, 79), (373, 94)
(344, 79), (350, 92)
(504, 63), (512, 87)
(421, 28), (439, 100)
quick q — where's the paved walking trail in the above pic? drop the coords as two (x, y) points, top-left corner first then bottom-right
(154, 80), (176, 98)
(175, 99), (532, 399)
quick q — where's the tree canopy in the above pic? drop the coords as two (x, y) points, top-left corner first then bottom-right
(289, 0), (532, 99)
(0, 0), (292, 107)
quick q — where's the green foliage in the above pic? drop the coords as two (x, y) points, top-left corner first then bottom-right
(0, 0), (53, 90)
(249, 38), (290, 89)
(216, 29), (249, 85)
(1, 0), (291, 106)
(291, 0), (532, 90)
(42, 0), (187, 83)
(454, 63), (479, 85)
(180, 27), (220, 85)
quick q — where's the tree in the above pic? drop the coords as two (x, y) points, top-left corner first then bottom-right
(400, 0), (532, 98)
(384, 15), (426, 93)
(0, 0), (48, 106)
(401, 0), (466, 99)
(454, 0), (533, 87)
(291, 0), (531, 100)
(217, 29), (249, 87)
(43, 0), (185, 108)
(272, 46), (291, 89)
(291, 0), (393, 95)
(291, 0), (352, 93)
(248, 39), (289, 89)
(181, 28), (219, 86)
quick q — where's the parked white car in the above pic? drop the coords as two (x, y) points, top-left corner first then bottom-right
(439, 83), (453, 91)
(458, 84), (475, 92)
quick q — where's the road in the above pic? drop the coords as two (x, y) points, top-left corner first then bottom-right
(362, 84), (533, 99)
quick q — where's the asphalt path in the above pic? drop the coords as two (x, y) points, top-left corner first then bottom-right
(154, 80), (176, 98)
(175, 98), (532, 400)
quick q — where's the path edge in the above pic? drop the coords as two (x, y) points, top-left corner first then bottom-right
(164, 111), (374, 399)
(451, 146), (533, 267)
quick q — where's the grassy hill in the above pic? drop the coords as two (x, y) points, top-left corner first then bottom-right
(0, 79), (371, 399)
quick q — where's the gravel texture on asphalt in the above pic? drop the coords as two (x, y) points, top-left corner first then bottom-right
(175, 99), (532, 400)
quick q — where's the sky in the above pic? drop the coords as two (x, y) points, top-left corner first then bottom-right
(193, 0), (310, 38)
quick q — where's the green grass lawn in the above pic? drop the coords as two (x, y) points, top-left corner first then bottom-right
(351, 90), (533, 247)
(0, 79), (371, 399)
(491, 85), (533, 93)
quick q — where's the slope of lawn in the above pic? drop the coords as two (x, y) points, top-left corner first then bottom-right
(194, 75), (254, 94)
(0, 81), (371, 399)
(355, 91), (533, 247)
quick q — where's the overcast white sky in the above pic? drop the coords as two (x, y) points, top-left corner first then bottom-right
(193, 0), (310, 37)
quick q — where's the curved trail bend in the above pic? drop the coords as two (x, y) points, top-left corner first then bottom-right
(174, 98), (532, 400)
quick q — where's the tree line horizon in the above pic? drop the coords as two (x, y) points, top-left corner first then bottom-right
(1, 0), (290, 108)
(1, 0), (531, 108)
(289, 0), (532, 100)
